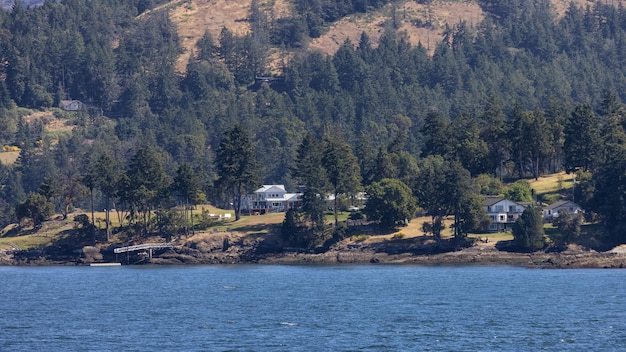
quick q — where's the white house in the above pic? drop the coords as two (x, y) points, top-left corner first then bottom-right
(543, 200), (582, 220)
(241, 185), (302, 214)
(59, 100), (87, 111)
(483, 196), (530, 232)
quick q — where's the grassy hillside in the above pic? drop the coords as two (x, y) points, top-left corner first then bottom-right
(163, 0), (626, 72)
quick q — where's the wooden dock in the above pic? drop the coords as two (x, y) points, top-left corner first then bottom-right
(114, 243), (174, 263)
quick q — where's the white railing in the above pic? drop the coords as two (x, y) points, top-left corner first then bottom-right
(114, 243), (173, 254)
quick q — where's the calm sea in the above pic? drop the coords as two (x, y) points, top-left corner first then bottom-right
(1, 265), (625, 351)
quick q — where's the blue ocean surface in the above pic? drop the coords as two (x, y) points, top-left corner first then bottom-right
(1, 265), (625, 351)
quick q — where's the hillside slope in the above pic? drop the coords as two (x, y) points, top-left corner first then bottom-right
(162, 0), (626, 72)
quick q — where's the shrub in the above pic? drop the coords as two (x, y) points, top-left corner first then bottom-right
(73, 214), (91, 229)
(353, 234), (370, 242)
(391, 233), (405, 240)
(332, 223), (348, 241)
(512, 206), (545, 251)
(194, 208), (214, 230)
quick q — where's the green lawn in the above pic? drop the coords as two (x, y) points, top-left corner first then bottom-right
(468, 232), (513, 242)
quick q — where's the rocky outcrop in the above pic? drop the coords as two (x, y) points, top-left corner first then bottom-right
(3, 234), (626, 268)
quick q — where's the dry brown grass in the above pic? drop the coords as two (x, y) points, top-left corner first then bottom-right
(167, 0), (626, 71)
(22, 111), (73, 135)
(168, 0), (294, 72)
(310, 0), (485, 56)
(169, 0), (485, 70)
(0, 151), (19, 165)
(528, 171), (574, 195)
(170, 0), (253, 72)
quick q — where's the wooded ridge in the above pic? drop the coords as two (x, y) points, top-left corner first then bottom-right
(0, 0), (625, 254)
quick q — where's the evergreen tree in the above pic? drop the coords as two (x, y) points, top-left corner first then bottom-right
(444, 160), (487, 238)
(95, 151), (122, 241)
(413, 155), (449, 241)
(527, 110), (552, 180)
(173, 163), (206, 237)
(124, 146), (171, 232)
(369, 147), (396, 183)
(321, 135), (361, 226)
(421, 111), (451, 158)
(214, 125), (259, 221)
(591, 115), (626, 241)
(552, 209), (583, 244)
(564, 104), (601, 173)
(512, 205), (545, 251)
(291, 133), (327, 231)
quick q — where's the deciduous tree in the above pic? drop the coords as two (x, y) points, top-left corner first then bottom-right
(364, 178), (417, 229)
(15, 192), (54, 229)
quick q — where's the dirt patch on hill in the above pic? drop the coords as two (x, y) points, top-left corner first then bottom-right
(170, 0), (252, 72)
(165, 0), (626, 71)
(0, 151), (19, 165)
(169, 0), (293, 72)
(308, 0), (484, 56)
(22, 111), (73, 135)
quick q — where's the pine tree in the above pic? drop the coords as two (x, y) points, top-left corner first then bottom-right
(214, 125), (259, 221)
(564, 104), (601, 173)
(322, 135), (361, 225)
(291, 133), (327, 230)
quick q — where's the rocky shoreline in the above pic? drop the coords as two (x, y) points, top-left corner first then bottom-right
(4, 233), (626, 269)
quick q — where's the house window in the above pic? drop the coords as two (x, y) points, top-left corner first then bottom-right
(509, 205), (515, 212)
(499, 215), (505, 221)
(496, 205), (504, 212)
(272, 202), (281, 207)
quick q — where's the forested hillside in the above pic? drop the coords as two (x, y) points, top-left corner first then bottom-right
(0, 0), (625, 246)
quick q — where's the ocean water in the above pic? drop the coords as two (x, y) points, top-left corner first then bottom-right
(1, 265), (625, 351)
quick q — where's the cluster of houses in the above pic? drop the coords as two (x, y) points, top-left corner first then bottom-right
(241, 184), (583, 233)
(483, 196), (582, 232)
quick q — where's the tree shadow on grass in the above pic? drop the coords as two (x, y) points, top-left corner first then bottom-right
(12, 227), (96, 263)
(1, 225), (24, 238)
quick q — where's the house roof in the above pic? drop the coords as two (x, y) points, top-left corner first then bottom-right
(255, 185), (286, 193)
(483, 196), (504, 206)
(284, 193), (300, 201)
(545, 200), (580, 210)
(264, 193), (301, 202)
(483, 196), (530, 208)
